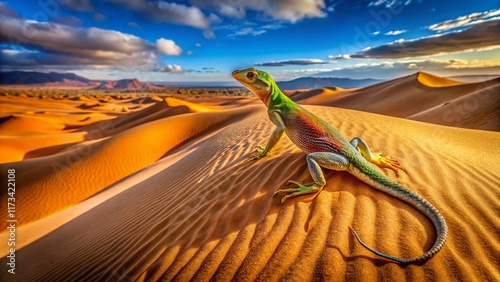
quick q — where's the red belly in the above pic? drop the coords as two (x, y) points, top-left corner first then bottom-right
(284, 114), (340, 154)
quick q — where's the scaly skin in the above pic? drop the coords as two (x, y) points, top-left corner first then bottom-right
(232, 68), (448, 264)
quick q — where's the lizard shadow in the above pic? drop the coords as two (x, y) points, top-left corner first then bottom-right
(327, 245), (419, 268)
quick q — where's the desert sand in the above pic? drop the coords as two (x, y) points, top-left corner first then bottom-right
(0, 72), (499, 281)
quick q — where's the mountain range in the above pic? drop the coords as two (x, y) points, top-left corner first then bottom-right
(277, 77), (381, 89)
(0, 71), (383, 90)
(0, 71), (161, 90)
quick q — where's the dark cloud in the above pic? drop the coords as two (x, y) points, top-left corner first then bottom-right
(60, 0), (94, 12)
(0, 48), (160, 71)
(0, 16), (154, 56)
(92, 12), (107, 22)
(0, 2), (21, 18)
(0, 9), (181, 70)
(255, 59), (332, 67)
(108, 0), (211, 29)
(351, 19), (500, 59)
(50, 16), (84, 26)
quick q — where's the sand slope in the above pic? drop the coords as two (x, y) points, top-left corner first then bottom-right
(1, 106), (499, 281)
(0, 75), (499, 281)
(0, 96), (257, 228)
(298, 72), (500, 131)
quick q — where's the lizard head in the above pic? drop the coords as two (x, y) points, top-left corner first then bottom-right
(232, 68), (273, 105)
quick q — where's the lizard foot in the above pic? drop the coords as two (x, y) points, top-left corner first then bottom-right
(249, 145), (267, 161)
(274, 180), (323, 204)
(371, 152), (405, 172)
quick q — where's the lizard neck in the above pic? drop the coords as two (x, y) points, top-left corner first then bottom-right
(266, 80), (293, 110)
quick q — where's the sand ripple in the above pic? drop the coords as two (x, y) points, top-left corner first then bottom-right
(0, 77), (499, 281)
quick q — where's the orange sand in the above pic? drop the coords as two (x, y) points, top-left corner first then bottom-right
(0, 74), (499, 281)
(299, 72), (500, 131)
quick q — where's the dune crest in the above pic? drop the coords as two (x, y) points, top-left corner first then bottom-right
(416, 71), (463, 87)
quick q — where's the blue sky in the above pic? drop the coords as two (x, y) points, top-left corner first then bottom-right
(1, 0), (499, 83)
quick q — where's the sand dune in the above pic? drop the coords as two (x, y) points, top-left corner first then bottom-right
(0, 96), (257, 227)
(408, 84), (500, 131)
(0, 75), (499, 281)
(298, 72), (500, 131)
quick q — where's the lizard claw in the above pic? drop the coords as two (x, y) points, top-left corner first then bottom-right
(249, 145), (267, 161)
(274, 180), (323, 204)
(372, 152), (405, 172)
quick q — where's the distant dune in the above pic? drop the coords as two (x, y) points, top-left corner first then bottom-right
(0, 72), (498, 281)
(449, 75), (500, 83)
(298, 72), (500, 131)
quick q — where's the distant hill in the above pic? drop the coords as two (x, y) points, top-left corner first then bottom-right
(277, 77), (381, 90)
(93, 78), (160, 90)
(0, 71), (163, 90)
(0, 71), (384, 90)
(0, 71), (95, 87)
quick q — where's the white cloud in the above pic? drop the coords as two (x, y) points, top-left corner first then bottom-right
(228, 27), (267, 37)
(156, 38), (182, 55)
(217, 2), (246, 19)
(385, 30), (407, 35)
(195, 43), (202, 47)
(226, 22), (284, 38)
(110, 0), (211, 29)
(367, 0), (413, 8)
(164, 64), (184, 73)
(191, 0), (327, 23)
(428, 8), (500, 32)
(203, 30), (215, 39)
(328, 54), (351, 60)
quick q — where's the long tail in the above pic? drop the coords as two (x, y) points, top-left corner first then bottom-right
(350, 163), (448, 264)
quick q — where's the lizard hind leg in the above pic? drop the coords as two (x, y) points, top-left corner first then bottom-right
(275, 152), (350, 204)
(350, 137), (404, 172)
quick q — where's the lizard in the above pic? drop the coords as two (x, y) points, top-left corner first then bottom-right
(231, 67), (448, 264)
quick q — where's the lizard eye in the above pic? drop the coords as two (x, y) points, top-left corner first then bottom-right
(246, 72), (255, 80)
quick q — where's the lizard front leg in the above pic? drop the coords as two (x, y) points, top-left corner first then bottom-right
(251, 110), (285, 160)
(275, 152), (349, 203)
(350, 137), (404, 172)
